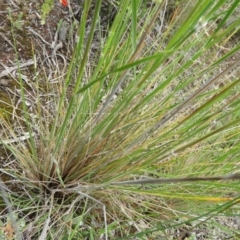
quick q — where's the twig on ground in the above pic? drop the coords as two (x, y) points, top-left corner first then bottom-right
(27, 27), (52, 47)
(0, 59), (35, 78)
(0, 132), (35, 145)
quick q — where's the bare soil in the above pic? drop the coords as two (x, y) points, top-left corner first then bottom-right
(0, 0), (73, 116)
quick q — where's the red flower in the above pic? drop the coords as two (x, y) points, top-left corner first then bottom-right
(59, 0), (68, 7)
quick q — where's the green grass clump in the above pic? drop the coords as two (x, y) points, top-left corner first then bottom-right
(1, 0), (240, 239)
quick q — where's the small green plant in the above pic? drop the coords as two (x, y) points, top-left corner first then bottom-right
(40, 0), (54, 25)
(13, 12), (24, 31)
(7, 8), (25, 31)
(1, 0), (240, 239)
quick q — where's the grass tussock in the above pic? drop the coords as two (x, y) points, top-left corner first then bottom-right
(0, 0), (240, 239)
